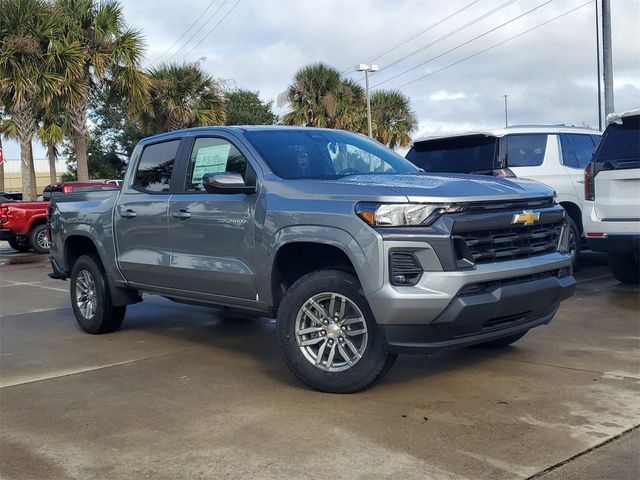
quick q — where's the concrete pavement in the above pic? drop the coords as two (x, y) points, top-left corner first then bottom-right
(0, 243), (638, 479)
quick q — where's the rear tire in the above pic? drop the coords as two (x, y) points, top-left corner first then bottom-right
(277, 269), (393, 393)
(609, 253), (640, 284)
(28, 224), (50, 254)
(70, 254), (126, 334)
(8, 238), (30, 252)
(473, 331), (528, 348)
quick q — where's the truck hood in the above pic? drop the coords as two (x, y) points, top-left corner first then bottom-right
(324, 173), (555, 203)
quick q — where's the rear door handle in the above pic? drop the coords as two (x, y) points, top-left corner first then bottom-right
(120, 208), (137, 218)
(171, 209), (192, 219)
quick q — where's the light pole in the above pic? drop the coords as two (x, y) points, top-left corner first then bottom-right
(503, 94), (509, 127)
(356, 64), (379, 138)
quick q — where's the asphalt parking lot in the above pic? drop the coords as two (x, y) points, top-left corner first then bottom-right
(0, 243), (638, 480)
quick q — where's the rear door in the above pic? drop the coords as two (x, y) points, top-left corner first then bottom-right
(167, 133), (259, 300)
(114, 138), (182, 288)
(593, 120), (640, 220)
(559, 133), (599, 209)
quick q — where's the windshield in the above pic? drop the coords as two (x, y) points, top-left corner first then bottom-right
(244, 129), (418, 179)
(406, 135), (498, 173)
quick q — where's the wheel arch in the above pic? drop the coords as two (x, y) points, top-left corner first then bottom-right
(64, 233), (140, 307)
(269, 227), (370, 311)
(560, 201), (583, 234)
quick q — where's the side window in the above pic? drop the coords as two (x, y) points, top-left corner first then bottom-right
(134, 140), (180, 192)
(560, 135), (579, 168)
(568, 134), (597, 169)
(187, 137), (247, 191)
(505, 134), (548, 167)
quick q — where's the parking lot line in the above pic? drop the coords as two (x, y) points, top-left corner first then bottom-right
(0, 349), (190, 389)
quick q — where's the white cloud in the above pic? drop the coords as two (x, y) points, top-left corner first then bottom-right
(3, 0), (639, 161)
(429, 90), (467, 101)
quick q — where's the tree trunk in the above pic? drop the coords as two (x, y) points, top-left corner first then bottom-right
(12, 102), (37, 201)
(69, 101), (89, 181)
(0, 136), (5, 192)
(47, 141), (57, 185)
(74, 131), (89, 181)
(19, 138), (37, 201)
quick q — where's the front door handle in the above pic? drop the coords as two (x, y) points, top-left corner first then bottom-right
(120, 208), (137, 218)
(171, 209), (192, 219)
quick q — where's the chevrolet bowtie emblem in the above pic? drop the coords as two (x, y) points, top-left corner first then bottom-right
(512, 210), (540, 226)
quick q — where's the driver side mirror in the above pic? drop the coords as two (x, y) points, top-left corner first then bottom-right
(202, 173), (256, 194)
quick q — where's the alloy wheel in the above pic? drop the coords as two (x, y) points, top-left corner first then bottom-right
(295, 292), (368, 372)
(75, 270), (97, 319)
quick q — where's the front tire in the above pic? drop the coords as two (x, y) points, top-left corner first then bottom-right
(566, 216), (581, 270)
(70, 254), (126, 334)
(28, 224), (50, 254)
(277, 270), (392, 393)
(8, 238), (30, 252)
(609, 253), (640, 284)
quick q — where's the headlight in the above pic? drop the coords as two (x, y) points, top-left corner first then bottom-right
(355, 202), (464, 227)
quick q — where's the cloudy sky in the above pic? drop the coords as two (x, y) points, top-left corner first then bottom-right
(3, 0), (639, 160)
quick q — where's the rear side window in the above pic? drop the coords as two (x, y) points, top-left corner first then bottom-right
(505, 134), (548, 167)
(406, 135), (498, 173)
(186, 137), (248, 191)
(561, 134), (597, 169)
(134, 140), (180, 192)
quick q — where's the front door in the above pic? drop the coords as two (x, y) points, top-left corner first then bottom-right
(167, 135), (259, 300)
(114, 138), (181, 289)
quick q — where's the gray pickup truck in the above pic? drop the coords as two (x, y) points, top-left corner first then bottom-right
(48, 126), (576, 392)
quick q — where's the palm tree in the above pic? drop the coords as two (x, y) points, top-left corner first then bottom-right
(370, 90), (417, 149)
(37, 111), (66, 184)
(55, 0), (148, 181)
(145, 62), (225, 132)
(282, 63), (364, 130)
(0, 0), (55, 200)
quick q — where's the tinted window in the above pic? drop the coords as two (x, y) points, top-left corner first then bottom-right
(186, 137), (248, 191)
(560, 135), (578, 168)
(596, 122), (640, 162)
(406, 135), (498, 173)
(506, 134), (548, 167)
(567, 134), (596, 168)
(134, 140), (180, 192)
(245, 130), (416, 179)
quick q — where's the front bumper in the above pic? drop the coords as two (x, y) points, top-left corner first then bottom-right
(0, 228), (16, 241)
(382, 272), (575, 353)
(367, 252), (573, 325)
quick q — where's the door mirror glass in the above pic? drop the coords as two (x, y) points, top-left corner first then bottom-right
(202, 173), (256, 194)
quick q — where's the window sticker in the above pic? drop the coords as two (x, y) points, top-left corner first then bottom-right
(191, 143), (231, 183)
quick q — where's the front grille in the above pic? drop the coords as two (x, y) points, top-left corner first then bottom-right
(458, 221), (563, 264)
(483, 312), (531, 330)
(463, 197), (554, 213)
(457, 269), (562, 297)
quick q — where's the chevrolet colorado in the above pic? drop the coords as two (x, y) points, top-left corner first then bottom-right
(48, 127), (576, 392)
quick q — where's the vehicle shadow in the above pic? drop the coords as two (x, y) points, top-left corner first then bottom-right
(121, 298), (507, 391)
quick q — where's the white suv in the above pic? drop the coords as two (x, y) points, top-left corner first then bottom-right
(406, 125), (601, 268)
(583, 110), (640, 283)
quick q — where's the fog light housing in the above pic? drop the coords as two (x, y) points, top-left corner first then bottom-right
(389, 251), (423, 286)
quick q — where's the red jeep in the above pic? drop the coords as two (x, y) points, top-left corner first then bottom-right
(0, 182), (119, 254)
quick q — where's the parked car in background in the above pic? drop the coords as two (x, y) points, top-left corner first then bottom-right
(583, 110), (640, 283)
(406, 125), (601, 268)
(0, 192), (23, 202)
(48, 126), (575, 393)
(0, 181), (119, 254)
